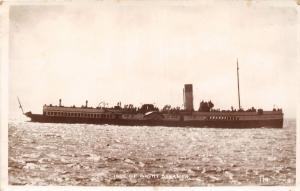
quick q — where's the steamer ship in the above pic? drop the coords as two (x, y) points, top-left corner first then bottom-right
(20, 61), (283, 128)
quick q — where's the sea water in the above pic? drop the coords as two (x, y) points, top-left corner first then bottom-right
(8, 119), (296, 186)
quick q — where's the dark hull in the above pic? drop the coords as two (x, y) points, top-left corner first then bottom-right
(26, 114), (283, 128)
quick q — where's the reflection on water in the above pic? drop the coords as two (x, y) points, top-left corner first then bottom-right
(8, 119), (296, 186)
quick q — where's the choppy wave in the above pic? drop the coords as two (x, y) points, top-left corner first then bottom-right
(8, 119), (296, 186)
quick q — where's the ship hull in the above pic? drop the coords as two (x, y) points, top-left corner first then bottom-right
(25, 114), (283, 128)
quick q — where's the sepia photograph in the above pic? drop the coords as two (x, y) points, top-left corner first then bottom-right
(2, 0), (298, 189)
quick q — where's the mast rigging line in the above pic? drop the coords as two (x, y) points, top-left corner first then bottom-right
(237, 58), (241, 110)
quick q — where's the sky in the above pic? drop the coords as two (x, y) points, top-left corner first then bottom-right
(8, 1), (298, 118)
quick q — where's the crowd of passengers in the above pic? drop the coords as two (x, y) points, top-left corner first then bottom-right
(46, 100), (282, 113)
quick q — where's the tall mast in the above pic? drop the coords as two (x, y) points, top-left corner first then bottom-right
(237, 58), (241, 110)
